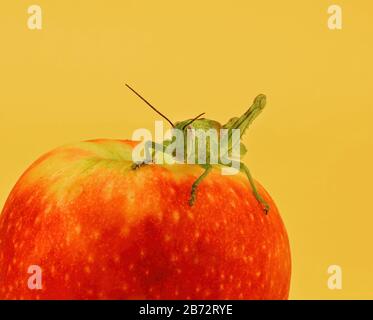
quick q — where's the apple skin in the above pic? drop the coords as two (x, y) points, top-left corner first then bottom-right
(0, 139), (291, 299)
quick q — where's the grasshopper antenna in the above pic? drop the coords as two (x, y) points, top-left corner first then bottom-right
(125, 83), (175, 127)
(182, 112), (206, 130)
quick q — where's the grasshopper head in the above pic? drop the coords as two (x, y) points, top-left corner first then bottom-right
(172, 117), (222, 164)
(174, 118), (221, 133)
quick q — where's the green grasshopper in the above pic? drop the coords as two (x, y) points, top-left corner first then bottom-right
(125, 84), (270, 214)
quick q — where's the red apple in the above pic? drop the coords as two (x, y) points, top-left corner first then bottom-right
(0, 139), (291, 299)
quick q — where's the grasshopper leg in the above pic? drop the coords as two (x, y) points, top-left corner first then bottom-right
(131, 161), (151, 170)
(239, 162), (270, 214)
(189, 165), (212, 206)
(131, 140), (165, 170)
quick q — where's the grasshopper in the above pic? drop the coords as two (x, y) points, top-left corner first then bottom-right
(125, 84), (270, 214)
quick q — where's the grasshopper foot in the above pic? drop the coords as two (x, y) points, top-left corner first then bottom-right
(261, 202), (270, 215)
(131, 160), (152, 170)
(188, 191), (196, 206)
(255, 195), (270, 215)
(188, 165), (212, 207)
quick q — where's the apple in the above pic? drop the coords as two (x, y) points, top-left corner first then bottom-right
(0, 139), (291, 299)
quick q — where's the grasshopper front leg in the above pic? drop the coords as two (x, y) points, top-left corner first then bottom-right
(131, 140), (166, 170)
(189, 164), (212, 206)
